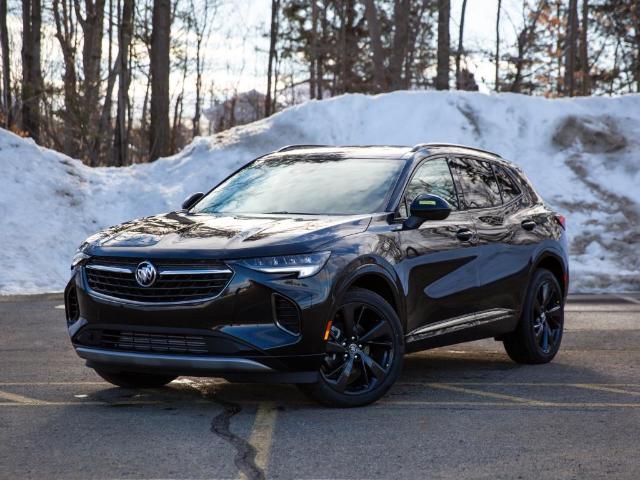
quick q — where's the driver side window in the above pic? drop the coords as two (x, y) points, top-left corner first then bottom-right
(399, 158), (459, 217)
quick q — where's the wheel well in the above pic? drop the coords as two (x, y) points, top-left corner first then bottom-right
(349, 274), (398, 314)
(536, 256), (566, 296)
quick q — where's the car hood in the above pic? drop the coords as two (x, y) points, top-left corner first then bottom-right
(84, 211), (373, 259)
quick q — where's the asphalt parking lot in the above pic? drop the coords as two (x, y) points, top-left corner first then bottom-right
(1, 293), (639, 480)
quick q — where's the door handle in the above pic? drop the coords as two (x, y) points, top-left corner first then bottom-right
(521, 219), (536, 231)
(456, 228), (474, 242)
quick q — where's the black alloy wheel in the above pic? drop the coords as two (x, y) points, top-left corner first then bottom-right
(532, 279), (563, 354)
(503, 268), (564, 364)
(300, 288), (404, 407)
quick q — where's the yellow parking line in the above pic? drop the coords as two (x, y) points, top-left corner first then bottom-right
(398, 382), (640, 387)
(0, 400), (164, 407)
(238, 402), (277, 480)
(382, 400), (640, 408)
(427, 382), (548, 405)
(569, 384), (640, 397)
(0, 389), (46, 405)
(612, 294), (640, 305)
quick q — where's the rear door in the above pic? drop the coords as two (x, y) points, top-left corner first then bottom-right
(396, 157), (479, 337)
(448, 157), (527, 326)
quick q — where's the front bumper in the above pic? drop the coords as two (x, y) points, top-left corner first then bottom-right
(65, 260), (335, 382)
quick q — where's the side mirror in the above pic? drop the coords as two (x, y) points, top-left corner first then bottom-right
(403, 194), (452, 229)
(181, 192), (204, 211)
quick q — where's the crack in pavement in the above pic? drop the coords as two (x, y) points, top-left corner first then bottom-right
(190, 382), (265, 480)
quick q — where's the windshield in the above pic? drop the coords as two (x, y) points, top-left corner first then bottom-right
(193, 156), (405, 215)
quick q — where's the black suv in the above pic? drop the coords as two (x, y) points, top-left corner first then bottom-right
(65, 144), (568, 407)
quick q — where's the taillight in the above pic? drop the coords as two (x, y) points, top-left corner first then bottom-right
(555, 214), (566, 230)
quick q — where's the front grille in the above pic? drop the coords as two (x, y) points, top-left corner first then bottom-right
(87, 330), (208, 354)
(272, 294), (301, 335)
(85, 257), (233, 304)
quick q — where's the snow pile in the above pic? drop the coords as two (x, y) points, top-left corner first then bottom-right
(1, 91), (639, 294)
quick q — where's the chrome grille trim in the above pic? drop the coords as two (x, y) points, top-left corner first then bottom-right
(86, 264), (133, 274)
(159, 268), (232, 276)
(84, 258), (234, 306)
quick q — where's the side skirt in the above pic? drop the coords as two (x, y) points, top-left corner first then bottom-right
(405, 308), (516, 353)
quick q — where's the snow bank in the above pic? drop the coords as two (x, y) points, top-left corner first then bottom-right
(1, 91), (639, 294)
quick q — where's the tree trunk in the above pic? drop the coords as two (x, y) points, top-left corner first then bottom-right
(564, 0), (578, 97)
(341, 0), (356, 93)
(113, 0), (133, 166)
(0, 0), (11, 127)
(309, 0), (317, 99)
(364, 0), (386, 92)
(149, 0), (171, 161)
(316, 0), (327, 98)
(21, 0), (42, 142)
(389, 0), (410, 90)
(265, 0), (279, 117)
(455, 0), (467, 89)
(74, 0), (106, 164)
(435, 0), (450, 90)
(579, 0), (589, 95)
(53, 0), (80, 156)
(494, 0), (501, 91)
(636, 0), (640, 92)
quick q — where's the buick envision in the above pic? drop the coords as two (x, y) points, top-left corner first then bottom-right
(65, 144), (568, 407)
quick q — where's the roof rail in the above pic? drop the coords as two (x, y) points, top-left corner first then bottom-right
(410, 142), (501, 157)
(277, 144), (329, 153)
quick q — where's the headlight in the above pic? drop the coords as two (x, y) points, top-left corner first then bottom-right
(71, 250), (90, 269)
(234, 251), (331, 278)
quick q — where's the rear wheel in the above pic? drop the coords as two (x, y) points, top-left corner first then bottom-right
(503, 268), (564, 364)
(94, 368), (177, 388)
(300, 288), (404, 407)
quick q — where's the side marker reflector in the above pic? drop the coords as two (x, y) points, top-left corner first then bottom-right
(323, 320), (333, 341)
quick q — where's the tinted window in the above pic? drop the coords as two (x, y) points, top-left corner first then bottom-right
(193, 156), (405, 215)
(494, 165), (521, 203)
(449, 158), (502, 209)
(401, 158), (458, 216)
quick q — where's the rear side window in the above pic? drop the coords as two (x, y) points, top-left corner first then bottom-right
(449, 158), (502, 209)
(493, 165), (521, 203)
(400, 158), (458, 217)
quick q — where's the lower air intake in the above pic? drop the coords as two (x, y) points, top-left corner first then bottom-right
(272, 294), (301, 335)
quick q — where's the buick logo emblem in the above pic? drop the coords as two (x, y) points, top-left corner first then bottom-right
(135, 261), (157, 287)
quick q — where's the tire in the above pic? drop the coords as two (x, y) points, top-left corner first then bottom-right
(300, 288), (405, 407)
(503, 268), (565, 364)
(94, 368), (178, 388)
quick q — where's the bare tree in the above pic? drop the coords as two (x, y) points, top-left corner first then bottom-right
(579, 0), (590, 95)
(149, 0), (171, 160)
(389, 0), (410, 90)
(510, 0), (545, 93)
(113, 0), (134, 165)
(564, 0), (578, 96)
(75, 0), (106, 163)
(310, 0), (317, 99)
(435, 0), (450, 90)
(21, 0), (42, 141)
(53, 0), (79, 155)
(0, 0), (10, 127)
(364, 0), (386, 92)
(191, 0), (214, 137)
(455, 0), (467, 89)
(495, 0), (501, 91)
(265, 0), (280, 116)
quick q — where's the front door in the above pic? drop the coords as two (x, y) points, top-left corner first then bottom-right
(395, 157), (479, 340)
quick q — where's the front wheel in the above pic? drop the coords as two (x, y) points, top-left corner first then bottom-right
(94, 368), (178, 388)
(300, 288), (405, 407)
(503, 268), (565, 364)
